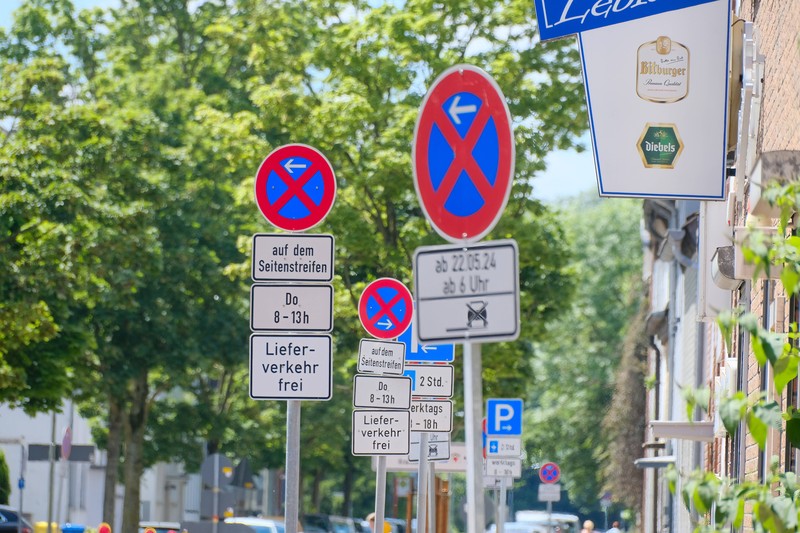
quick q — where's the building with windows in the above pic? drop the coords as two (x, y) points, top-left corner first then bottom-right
(638, 2), (800, 531)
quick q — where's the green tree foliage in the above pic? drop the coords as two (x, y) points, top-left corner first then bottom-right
(0, 449), (9, 505)
(1, 0), (588, 524)
(525, 194), (644, 510)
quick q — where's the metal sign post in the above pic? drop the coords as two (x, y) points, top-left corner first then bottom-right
(285, 401), (301, 533)
(416, 433), (429, 533)
(464, 343), (485, 533)
(375, 456), (387, 533)
(252, 143), (337, 533)
(498, 483), (507, 533)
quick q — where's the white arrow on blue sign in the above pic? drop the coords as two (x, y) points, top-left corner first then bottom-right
(487, 398), (523, 436)
(398, 316), (454, 362)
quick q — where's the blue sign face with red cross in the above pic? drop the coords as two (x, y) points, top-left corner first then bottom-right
(254, 144), (336, 232)
(358, 278), (414, 340)
(539, 462), (560, 484)
(413, 65), (515, 244)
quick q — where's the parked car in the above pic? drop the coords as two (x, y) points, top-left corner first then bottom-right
(139, 521), (182, 533)
(224, 517), (286, 533)
(301, 514), (355, 533)
(0, 506), (33, 533)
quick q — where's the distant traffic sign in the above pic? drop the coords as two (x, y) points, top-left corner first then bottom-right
(484, 457), (522, 478)
(254, 144), (336, 231)
(378, 442), (469, 473)
(486, 437), (522, 458)
(409, 433), (451, 462)
(251, 233), (334, 282)
(398, 318), (454, 362)
(412, 65), (514, 244)
(249, 334), (332, 400)
(539, 462), (561, 484)
(486, 398), (523, 436)
(414, 240), (519, 343)
(537, 483), (561, 502)
(358, 278), (413, 339)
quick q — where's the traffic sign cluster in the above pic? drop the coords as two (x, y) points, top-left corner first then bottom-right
(483, 398), (524, 485)
(352, 279), (414, 456)
(249, 145), (337, 401)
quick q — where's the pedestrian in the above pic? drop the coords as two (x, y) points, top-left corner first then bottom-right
(606, 520), (622, 533)
(580, 520), (594, 533)
(366, 512), (391, 533)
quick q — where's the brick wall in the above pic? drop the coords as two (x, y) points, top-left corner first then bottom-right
(740, 1), (800, 152)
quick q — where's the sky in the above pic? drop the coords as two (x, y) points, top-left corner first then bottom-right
(0, 1), (597, 203)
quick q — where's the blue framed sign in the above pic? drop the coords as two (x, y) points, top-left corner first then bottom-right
(534, 0), (718, 41)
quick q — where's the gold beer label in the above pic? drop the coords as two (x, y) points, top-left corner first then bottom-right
(636, 36), (689, 103)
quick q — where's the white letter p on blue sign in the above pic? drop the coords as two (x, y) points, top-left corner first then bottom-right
(487, 398), (523, 436)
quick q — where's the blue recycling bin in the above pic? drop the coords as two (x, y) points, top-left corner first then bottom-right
(61, 524), (86, 533)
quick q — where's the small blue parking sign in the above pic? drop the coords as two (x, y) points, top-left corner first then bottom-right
(487, 398), (523, 435)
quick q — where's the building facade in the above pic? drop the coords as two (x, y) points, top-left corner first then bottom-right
(640, 1), (800, 531)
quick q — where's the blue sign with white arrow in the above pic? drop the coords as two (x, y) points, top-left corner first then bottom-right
(487, 398), (523, 436)
(399, 318), (454, 362)
(533, 0), (718, 42)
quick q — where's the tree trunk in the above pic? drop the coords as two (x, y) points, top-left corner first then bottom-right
(103, 396), (124, 526)
(121, 371), (150, 533)
(311, 468), (323, 511)
(341, 450), (354, 516)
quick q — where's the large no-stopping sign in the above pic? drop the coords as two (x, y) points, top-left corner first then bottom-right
(412, 65), (514, 244)
(254, 144), (336, 231)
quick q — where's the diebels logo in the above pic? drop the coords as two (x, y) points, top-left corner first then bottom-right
(637, 124), (683, 169)
(533, 0), (719, 41)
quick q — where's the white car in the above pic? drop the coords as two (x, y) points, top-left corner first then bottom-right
(224, 517), (287, 533)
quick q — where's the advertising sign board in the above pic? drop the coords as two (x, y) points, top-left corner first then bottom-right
(579, 0), (731, 199)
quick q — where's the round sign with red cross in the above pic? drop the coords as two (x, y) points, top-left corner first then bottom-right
(539, 462), (560, 484)
(358, 278), (414, 339)
(413, 65), (515, 244)
(254, 144), (337, 232)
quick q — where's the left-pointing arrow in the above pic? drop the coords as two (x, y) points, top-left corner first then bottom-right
(448, 95), (477, 125)
(283, 158), (307, 174)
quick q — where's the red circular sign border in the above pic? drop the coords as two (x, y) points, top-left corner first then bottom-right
(254, 144), (337, 232)
(539, 461), (561, 484)
(412, 65), (515, 244)
(358, 278), (414, 340)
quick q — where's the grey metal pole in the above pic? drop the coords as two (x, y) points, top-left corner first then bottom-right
(498, 483), (507, 533)
(285, 400), (302, 533)
(416, 433), (429, 533)
(213, 453), (220, 533)
(375, 456), (387, 533)
(47, 413), (55, 533)
(463, 342), (485, 533)
(428, 463), (436, 533)
(546, 501), (552, 533)
(18, 440), (24, 533)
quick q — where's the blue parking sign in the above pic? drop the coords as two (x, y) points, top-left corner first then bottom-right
(487, 398), (523, 435)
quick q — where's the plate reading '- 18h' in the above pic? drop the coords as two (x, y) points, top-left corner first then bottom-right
(414, 240), (519, 343)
